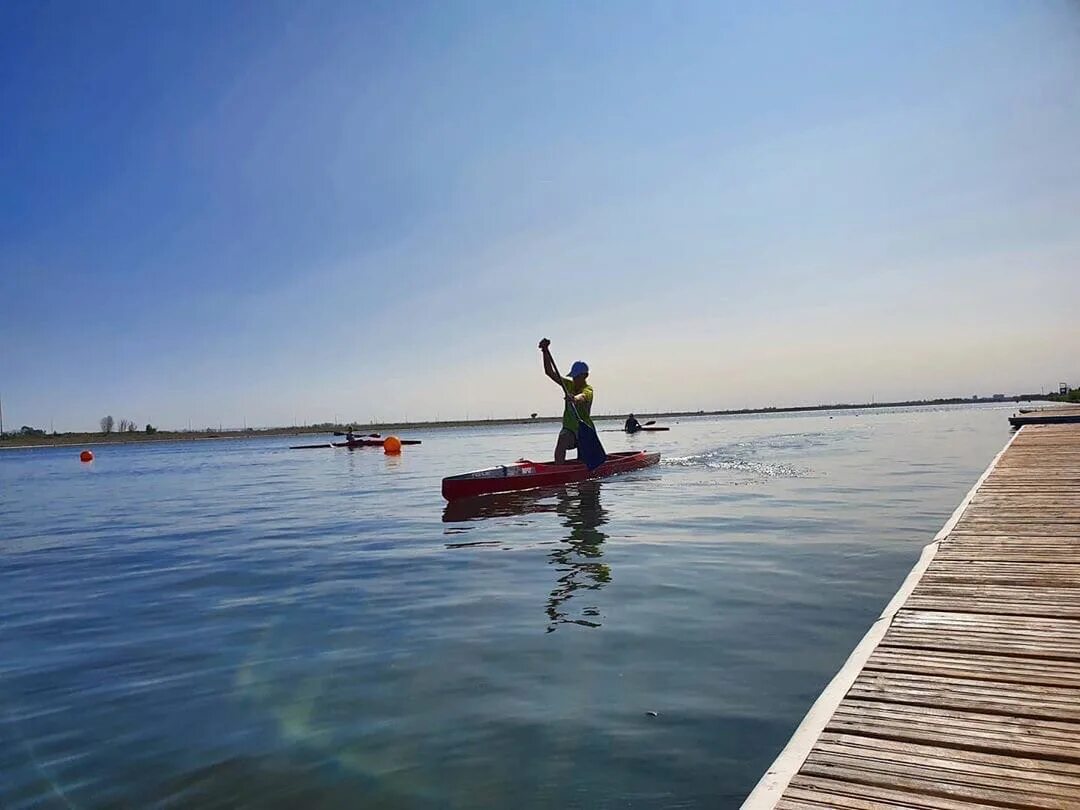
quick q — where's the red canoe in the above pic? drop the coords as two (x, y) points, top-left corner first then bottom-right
(290, 438), (422, 449)
(344, 437), (422, 448)
(441, 450), (660, 500)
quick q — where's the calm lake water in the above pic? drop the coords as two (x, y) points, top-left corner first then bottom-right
(0, 405), (1016, 808)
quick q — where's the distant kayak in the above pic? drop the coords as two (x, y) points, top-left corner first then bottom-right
(442, 450), (660, 500)
(290, 437), (422, 450)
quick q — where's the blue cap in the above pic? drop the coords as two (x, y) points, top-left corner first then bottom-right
(569, 361), (589, 377)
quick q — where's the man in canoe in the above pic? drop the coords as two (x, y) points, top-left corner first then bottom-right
(539, 338), (595, 464)
(624, 414), (641, 433)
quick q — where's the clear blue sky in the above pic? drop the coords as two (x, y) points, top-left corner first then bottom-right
(3, 0), (1078, 431)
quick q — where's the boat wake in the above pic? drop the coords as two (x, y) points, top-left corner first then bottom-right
(662, 447), (811, 481)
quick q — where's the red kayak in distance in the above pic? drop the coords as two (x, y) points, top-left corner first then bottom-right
(441, 450), (660, 501)
(344, 437), (421, 448)
(290, 437), (422, 449)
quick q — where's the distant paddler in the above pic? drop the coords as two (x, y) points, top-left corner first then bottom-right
(622, 414), (662, 433)
(538, 338), (606, 468)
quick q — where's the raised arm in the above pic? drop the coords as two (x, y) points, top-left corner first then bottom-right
(538, 338), (565, 387)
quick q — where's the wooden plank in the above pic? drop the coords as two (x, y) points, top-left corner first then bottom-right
(952, 523), (1080, 534)
(826, 700), (1080, 761)
(867, 651), (1080, 685)
(906, 584), (1080, 618)
(966, 502), (1080, 509)
(908, 581), (1080, 602)
(958, 511), (1080, 520)
(961, 505), (1080, 512)
(924, 560), (1080, 574)
(879, 631), (1080, 660)
(967, 476), (1080, 481)
(948, 528), (1080, 537)
(904, 596), (1080, 620)
(920, 561), (1080, 586)
(782, 776), (1013, 810)
(801, 750), (1080, 806)
(940, 536), (1080, 544)
(817, 732), (1080, 781)
(974, 480), (1080, 485)
(880, 611), (1080, 661)
(937, 539), (1080, 561)
(954, 524), (1080, 529)
(967, 504), (1080, 509)
(972, 487), (1080, 492)
(933, 554), (1080, 564)
(975, 483), (1080, 487)
(846, 671), (1080, 721)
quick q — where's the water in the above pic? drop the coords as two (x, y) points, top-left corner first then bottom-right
(0, 404), (1015, 808)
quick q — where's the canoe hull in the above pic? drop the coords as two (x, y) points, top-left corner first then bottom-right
(290, 438), (422, 449)
(344, 438), (422, 448)
(441, 450), (660, 500)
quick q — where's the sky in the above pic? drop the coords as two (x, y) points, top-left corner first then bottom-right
(2, 0), (1079, 431)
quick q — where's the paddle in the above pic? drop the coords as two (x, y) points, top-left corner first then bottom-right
(542, 344), (606, 470)
(333, 431), (381, 438)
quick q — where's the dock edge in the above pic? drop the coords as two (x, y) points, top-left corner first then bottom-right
(739, 426), (1025, 808)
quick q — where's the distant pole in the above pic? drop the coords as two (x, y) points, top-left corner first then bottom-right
(0, 393), (3, 436)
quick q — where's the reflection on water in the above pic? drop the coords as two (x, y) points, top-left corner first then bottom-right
(546, 481), (609, 632)
(443, 482), (611, 632)
(441, 489), (559, 524)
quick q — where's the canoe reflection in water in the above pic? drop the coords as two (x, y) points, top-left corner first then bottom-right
(545, 480), (610, 632)
(442, 481), (610, 632)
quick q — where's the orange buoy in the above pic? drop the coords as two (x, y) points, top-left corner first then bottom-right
(383, 435), (402, 455)
(80, 450), (94, 462)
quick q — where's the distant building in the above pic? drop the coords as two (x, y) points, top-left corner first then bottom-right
(1061, 383), (1069, 395)
(992, 393), (1006, 401)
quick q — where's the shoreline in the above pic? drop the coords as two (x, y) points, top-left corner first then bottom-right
(0, 396), (1047, 450)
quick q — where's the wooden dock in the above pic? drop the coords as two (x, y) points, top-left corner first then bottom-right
(743, 423), (1080, 809)
(1009, 405), (1080, 428)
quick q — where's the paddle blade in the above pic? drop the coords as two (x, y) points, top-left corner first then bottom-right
(576, 422), (607, 470)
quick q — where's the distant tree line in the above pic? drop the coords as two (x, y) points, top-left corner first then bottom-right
(100, 415), (156, 434)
